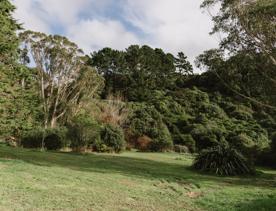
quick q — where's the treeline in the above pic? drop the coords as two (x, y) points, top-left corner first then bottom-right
(0, 0), (275, 173)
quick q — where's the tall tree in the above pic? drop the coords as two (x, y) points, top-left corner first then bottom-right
(20, 31), (104, 128)
(174, 52), (193, 75)
(0, 0), (39, 138)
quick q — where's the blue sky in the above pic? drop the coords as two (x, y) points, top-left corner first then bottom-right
(12, 0), (220, 69)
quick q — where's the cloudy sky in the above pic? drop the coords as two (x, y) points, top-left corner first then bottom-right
(12, 0), (220, 69)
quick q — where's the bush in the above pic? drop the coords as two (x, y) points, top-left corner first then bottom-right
(21, 127), (67, 150)
(44, 127), (68, 150)
(99, 124), (125, 153)
(67, 114), (101, 152)
(21, 127), (45, 148)
(174, 134), (196, 153)
(174, 145), (189, 153)
(193, 144), (254, 176)
(271, 132), (276, 152)
(127, 104), (173, 152)
(136, 135), (152, 152)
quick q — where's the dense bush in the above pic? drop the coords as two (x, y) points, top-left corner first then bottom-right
(193, 144), (254, 176)
(126, 104), (173, 152)
(21, 127), (67, 150)
(99, 124), (125, 153)
(67, 114), (101, 152)
(21, 127), (45, 148)
(174, 145), (189, 153)
(136, 136), (152, 152)
(173, 133), (196, 153)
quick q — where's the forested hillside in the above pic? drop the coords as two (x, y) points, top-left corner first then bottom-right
(0, 0), (275, 172)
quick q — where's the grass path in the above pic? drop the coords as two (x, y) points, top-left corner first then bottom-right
(0, 144), (276, 211)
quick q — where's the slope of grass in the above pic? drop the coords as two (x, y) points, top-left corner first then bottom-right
(0, 144), (275, 211)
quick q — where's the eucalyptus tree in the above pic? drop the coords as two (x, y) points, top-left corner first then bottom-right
(20, 31), (104, 128)
(201, 0), (276, 65)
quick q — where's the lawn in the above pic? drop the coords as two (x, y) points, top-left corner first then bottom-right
(0, 144), (275, 211)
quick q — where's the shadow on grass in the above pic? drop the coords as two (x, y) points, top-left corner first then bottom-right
(235, 196), (276, 211)
(0, 144), (276, 189)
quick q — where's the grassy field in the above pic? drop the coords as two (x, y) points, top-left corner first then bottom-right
(0, 144), (276, 211)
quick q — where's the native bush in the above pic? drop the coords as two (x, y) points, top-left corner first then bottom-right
(174, 133), (196, 153)
(21, 127), (45, 148)
(44, 127), (68, 150)
(99, 124), (125, 153)
(21, 127), (67, 150)
(126, 104), (173, 152)
(193, 144), (255, 176)
(67, 114), (101, 152)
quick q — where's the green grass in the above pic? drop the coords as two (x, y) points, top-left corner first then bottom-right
(0, 144), (276, 211)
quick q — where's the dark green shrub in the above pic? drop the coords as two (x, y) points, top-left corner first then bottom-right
(193, 144), (254, 176)
(174, 134), (196, 153)
(271, 132), (276, 152)
(44, 127), (68, 150)
(127, 104), (173, 152)
(100, 124), (125, 153)
(21, 127), (67, 150)
(67, 114), (100, 152)
(21, 127), (44, 148)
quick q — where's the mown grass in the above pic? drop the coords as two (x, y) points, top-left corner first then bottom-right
(0, 144), (275, 211)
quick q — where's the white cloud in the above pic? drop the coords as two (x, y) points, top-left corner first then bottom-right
(67, 19), (140, 53)
(12, 0), (220, 70)
(12, 0), (50, 33)
(123, 0), (220, 64)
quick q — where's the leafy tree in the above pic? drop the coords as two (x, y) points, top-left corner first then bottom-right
(20, 31), (104, 128)
(0, 0), (40, 139)
(89, 45), (180, 101)
(174, 52), (193, 75)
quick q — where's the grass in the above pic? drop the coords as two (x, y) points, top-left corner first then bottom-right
(0, 144), (276, 211)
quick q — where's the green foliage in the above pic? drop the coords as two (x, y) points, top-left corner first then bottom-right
(67, 114), (101, 152)
(21, 127), (67, 150)
(127, 104), (173, 152)
(44, 127), (68, 150)
(89, 45), (192, 101)
(99, 124), (125, 153)
(193, 144), (255, 176)
(174, 134), (196, 153)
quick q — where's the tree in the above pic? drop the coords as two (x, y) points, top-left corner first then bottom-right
(174, 52), (193, 75)
(90, 45), (179, 101)
(20, 31), (104, 128)
(0, 0), (39, 139)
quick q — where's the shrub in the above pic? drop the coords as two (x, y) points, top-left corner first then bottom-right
(67, 114), (101, 152)
(271, 132), (276, 152)
(174, 145), (189, 153)
(193, 144), (254, 176)
(127, 104), (173, 152)
(21, 127), (44, 148)
(44, 127), (68, 150)
(21, 127), (67, 150)
(174, 134), (196, 153)
(136, 135), (152, 152)
(99, 124), (125, 153)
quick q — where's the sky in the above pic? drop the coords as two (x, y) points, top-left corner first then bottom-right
(12, 0), (220, 70)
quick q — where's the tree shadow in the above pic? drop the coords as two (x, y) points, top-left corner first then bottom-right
(0, 145), (276, 189)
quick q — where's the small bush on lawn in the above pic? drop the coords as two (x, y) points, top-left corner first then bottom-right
(136, 135), (152, 152)
(174, 134), (196, 153)
(174, 145), (189, 153)
(21, 127), (45, 148)
(21, 127), (67, 150)
(193, 143), (254, 176)
(99, 124), (125, 153)
(67, 114), (101, 152)
(44, 127), (68, 150)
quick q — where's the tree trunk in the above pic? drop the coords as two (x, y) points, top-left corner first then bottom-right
(50, 116), (57, 128)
